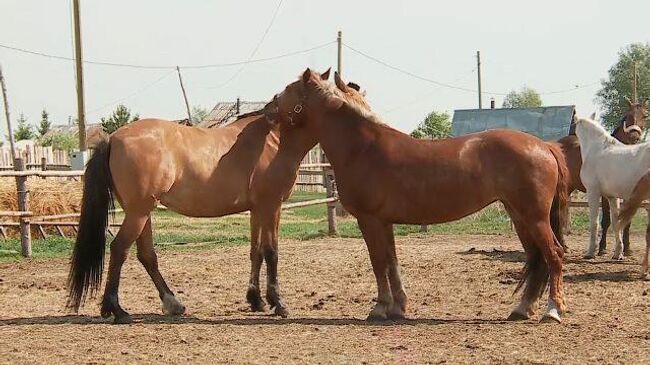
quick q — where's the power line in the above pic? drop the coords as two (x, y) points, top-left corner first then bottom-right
(207, 0), (284, 89)
(0, 40), (333, 70)
(344, 42), (599, 97)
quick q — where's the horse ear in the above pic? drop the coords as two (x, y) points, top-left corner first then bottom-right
(346, 82), (361, 91)
(624, 95), (633, 107)
(589, 112), (597, 120)
(334, 71), (349, 92)
(302, 68), (312, 83)
(320, 68), (331, 80)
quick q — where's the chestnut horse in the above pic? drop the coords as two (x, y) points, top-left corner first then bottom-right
(67, 69), (372, 323)
(618, 172), (650, 280)
(553, 100), (647, 255)
(268, 69), (570, 322)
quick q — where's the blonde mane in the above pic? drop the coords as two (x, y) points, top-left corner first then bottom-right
(308, 75), (385, 125)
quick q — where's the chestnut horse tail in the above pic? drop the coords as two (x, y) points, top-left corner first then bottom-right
(67, 139), (114, 312)
(547, 143), (570, 251)
(619, 171), (650, 228)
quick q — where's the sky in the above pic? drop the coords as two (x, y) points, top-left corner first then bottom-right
(1, 0), (649, 139)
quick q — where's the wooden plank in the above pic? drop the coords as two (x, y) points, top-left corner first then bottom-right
(55, 225), (66, 238)
(0, 170), (84, 177)
(37, 225), (47, 239)
(0, 211), (33, 217)
(281, 197), (337, 210)
(29, 221), (122, 227)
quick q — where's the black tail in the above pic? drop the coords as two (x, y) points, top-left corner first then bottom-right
(66, 139), (114, 312)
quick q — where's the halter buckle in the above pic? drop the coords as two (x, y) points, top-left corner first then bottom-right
(293, 104), (303, 114)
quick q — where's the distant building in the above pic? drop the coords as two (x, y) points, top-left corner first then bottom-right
(198, 98), (267, 128)
(452, 105), (576, 141)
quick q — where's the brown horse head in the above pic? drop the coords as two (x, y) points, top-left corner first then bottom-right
(269, 68), (373, 127)
(612, 97), (649, 144)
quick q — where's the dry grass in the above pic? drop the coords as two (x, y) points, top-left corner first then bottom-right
(0, 177), (82, 216)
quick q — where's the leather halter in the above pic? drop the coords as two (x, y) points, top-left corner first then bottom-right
(620, 115), (643, 135)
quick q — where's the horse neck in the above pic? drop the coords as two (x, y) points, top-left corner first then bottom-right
(312, 105), (375, 169)
(274, 124), (319, 170)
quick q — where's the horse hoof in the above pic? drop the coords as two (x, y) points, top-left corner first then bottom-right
(540, 312), (561, 324)
(611, 254), (624, 261)
(366, 313), (388, 322)
(113, 314), (133, 325)
(597, 250), (606, 256)
(162, 294), (186, 316)
(643, 273), (650, 281)
(272, 305), (289, 318)
(507, 311), (529, 321)
(249, 302), (267, 313)
(583, 254), (596, 260)
(387, 309), (407, 321)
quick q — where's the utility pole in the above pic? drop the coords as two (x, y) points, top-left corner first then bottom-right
(72, 0), (86, 151)
(633, 60), (639, 102)
(337, 31), (343, 76)
(0, 64), (16, 161)
(176, 66), (192, 122)
(476, 51), (483, 109)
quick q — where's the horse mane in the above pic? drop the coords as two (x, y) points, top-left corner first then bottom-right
(576, 117), (621, 146)
(234, 101), (275, 121)
(309, 75), (384, 125)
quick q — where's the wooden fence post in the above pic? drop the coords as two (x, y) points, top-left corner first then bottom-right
(14, 157), (31, 257)
(324, 167), (338, 235)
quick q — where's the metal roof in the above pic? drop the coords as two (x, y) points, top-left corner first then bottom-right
(452, 105), (576, 141)
(198, 101), (267, 128)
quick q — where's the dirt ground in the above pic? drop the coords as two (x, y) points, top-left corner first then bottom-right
(0, 233), (648, 364)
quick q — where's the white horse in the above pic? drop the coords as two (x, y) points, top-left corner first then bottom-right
(575, 115), (648, 259)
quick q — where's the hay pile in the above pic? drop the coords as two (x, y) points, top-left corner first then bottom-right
(0, 177), (82, 216)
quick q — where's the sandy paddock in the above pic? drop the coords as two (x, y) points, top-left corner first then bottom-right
(0, 233), (649, 364)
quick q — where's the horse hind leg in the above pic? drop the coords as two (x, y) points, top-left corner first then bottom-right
(135, 216), (185, 316)
(100, 213), (149, 324)
(507, 218), (544, 321)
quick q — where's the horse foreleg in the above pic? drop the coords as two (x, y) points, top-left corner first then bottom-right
(135, 216), (185, 316)
(585, 190), (601, 258)
(357, 215), (392, 321)
(641, 220), (650, 281)
(623, 224), (632, 256)
(598, 197), (611, 255)
(262, 208), (288, 317)
(383, 223), (407, 320)
(608, 197), (624, 260)
(246, 213), (265, 312)
(100, 213), (149, 324)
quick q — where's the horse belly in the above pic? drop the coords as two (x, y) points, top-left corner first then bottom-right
(159, 176), (251, 217)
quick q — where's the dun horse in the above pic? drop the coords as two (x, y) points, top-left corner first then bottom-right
(553, 100), (647, 255)
(67, 69), (372, 323)
(575, 116), (650, 260)
(268, 69), (570, 322)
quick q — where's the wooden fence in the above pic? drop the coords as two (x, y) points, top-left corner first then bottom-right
(0, 146), (70, 171)
(0, 161), (340, 257)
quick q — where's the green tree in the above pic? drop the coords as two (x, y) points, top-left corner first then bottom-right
(39, 132), (78, 152)
(502, 86), (543, 108)
(37, 109), (52, 137)
(410, 111), (452, 139)
(14, 113), (34, 141)
(596, 43), (650, 129)
(101, 104), (139, 134)
(191, 105), (209, 124)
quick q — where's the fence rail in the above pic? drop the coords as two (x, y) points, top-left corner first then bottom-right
(0, 161), (340, 257)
